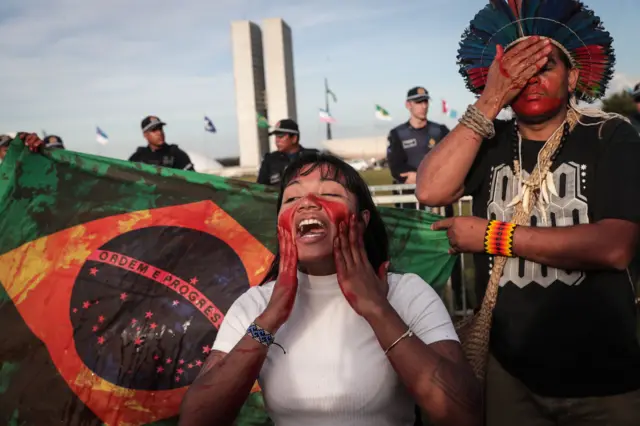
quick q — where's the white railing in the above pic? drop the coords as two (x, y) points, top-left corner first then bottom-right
(369, 184), (474, 318)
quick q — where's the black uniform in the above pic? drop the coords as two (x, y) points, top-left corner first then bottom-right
(129, 144), (195, 171)
(386, 121), (449, 208)
(257, 147), (319, 186)
(386, 120), (467, 311)
(630, 112), (640, 134)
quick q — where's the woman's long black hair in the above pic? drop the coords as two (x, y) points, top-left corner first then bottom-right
(261, 152), (389, 284)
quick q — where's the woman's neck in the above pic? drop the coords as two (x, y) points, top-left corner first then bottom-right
(298, 259), (336, 276)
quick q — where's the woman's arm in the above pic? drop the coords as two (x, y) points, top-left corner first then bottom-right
(365, 305), (482, 426)
(178, 315), (277, 426)
(180, 228), (298, 426)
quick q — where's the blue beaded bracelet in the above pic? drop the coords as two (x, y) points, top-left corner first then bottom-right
(246, 322), (286, 353)
(246, 322), (275, 346)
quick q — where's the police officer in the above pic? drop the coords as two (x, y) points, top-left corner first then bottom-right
(257, 119), (318, 186)
(631, 83), (640, 133)
(43, 135), (65, 150)
(0, 135), (11, 160)
(386, 86), (449, 209)
(386, 87), (466, 313)
(129, 115), (195, 171)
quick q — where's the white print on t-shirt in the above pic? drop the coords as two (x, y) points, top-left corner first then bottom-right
(487, 162), (589, 288)
(402, 138), (417, 149)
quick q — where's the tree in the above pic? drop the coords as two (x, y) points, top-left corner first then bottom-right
(601, 90), (636, 117)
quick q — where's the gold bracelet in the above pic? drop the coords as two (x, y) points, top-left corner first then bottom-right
(384, 328), (414, 355)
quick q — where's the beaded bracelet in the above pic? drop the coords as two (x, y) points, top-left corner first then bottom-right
(484, 220), (517, 257)
(460, 104), (496, 139)
(246, 322), (286, 353)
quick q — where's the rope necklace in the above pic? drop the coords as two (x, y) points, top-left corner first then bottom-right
(507, 119), (571, 224)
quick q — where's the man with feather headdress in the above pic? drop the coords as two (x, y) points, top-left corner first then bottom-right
(416, 0), (640, 425)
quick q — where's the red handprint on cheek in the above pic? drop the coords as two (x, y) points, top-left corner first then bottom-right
(277, 205), (296, 233)
(304, 194), (349, 226)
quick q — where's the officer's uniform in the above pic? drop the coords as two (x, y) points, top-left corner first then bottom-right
(257, 119), (318, 186)
(386, 87), (449, 210)
(44, 135), (65, 150)
(129, 144), (194, 170)
(386, 87), (465, 317)
(129, 116), (195, 171)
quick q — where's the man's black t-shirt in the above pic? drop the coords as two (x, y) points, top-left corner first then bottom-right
(129, 144), (195, 171)
(464, 117), (640, 398)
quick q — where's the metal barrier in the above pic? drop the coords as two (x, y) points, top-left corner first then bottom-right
(369, 184), (475, 318)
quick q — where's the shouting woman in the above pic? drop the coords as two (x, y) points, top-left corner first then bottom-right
(179, 153), (481, 426)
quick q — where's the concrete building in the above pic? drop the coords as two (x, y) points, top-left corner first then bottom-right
(231, 21), (269, 168)
(322, 136), (388, 161)
(262, 18), (298, 152)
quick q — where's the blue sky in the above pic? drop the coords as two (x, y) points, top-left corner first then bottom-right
(0, 0), (637, 160)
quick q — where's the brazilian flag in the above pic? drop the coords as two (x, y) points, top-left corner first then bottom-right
(0, 139), (454, 425)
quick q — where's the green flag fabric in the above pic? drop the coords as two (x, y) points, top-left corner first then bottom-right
(0, 139), (455, 426)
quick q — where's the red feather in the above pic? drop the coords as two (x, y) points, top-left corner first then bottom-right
(508, 0), (522, 17)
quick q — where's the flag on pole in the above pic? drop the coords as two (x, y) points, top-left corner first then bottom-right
(375, 104), (392, 121)
(441, 100), (458, 119)
(0, 140), (456, 426)
(319, 109), (336, 123)
(204, 116), (216, 133)
(96, 127), (109, 145)
(256, 113), (269, 129)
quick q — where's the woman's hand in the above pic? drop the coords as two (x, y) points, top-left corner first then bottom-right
(334, 214), (390, 318)
(480, 36), (552, 110)
(259, 226), (298, 332)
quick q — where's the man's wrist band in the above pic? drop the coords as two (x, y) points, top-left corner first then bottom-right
(484, 220), (517, 257)
(246, 322), (286, 353)
(460, 104), (496, 139)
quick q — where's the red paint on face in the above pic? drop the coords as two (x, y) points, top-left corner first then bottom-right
(279, 193), (350, 230)
(278, 203), (296, 233)
(305, 193), (349, 226)
(512, 70), (565, 118)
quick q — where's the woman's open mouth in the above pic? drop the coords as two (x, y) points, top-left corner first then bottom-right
(296, 218), (328, 243)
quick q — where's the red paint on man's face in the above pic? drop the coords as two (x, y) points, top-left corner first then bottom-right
(511, 47), (569, 120)
(512, 77), (564, 117)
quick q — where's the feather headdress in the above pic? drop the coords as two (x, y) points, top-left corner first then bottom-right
(457, 0), (615, 103)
